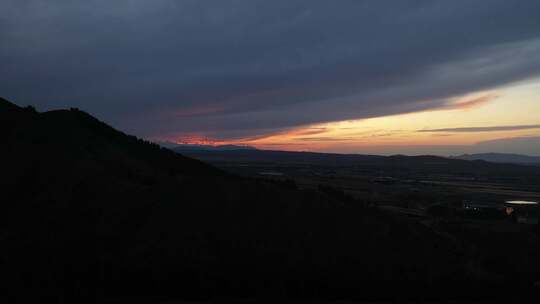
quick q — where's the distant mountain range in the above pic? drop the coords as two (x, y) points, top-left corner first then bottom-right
(173, 146), (540, 168)
(159, 141), (257, 151)
(451, 153), (540, 165)
(165, 141), (540, 166)
(175, 149), (540, 185)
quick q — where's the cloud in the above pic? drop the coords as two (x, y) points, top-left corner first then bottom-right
(1, 0), (540, 139)
(297, 136), (355, 142)
(294, 128), (328, 136)
(316, 136), (540, 156)
(419, 124), (540, 133)
(170, 104), (225, 117)
(443, 93), (498, 110)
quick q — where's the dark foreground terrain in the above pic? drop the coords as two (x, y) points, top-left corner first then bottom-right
(2, 98), (540, 303)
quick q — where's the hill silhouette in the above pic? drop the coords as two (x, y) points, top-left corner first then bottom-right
(452, 153), (540, 165)
(0, 98), (532, 302)
(160, 141), (257, 151)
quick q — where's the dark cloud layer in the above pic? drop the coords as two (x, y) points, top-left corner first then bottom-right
(2, 0), (540, 139)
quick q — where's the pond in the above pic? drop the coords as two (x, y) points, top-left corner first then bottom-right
(505, 200), (539, 205)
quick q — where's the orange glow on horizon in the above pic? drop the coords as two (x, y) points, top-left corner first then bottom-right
(155, 81), (540, 155)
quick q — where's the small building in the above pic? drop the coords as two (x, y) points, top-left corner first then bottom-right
(504, 200), (539, 225)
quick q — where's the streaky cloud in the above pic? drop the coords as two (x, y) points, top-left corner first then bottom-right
(443, 93), (498, 110)
(419, 124), (540, 133)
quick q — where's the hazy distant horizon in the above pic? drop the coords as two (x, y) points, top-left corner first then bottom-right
(164, 137), (540, 157)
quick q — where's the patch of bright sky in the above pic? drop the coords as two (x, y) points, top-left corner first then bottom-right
(244, 78), (540, 153)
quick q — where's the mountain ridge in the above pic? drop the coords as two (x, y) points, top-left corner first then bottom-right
(451, 152), (540, 165)
(162, 142), (257, 151)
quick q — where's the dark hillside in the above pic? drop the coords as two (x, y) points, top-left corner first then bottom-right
(0, 98), (531, 303)
(452, 153), (540, 165)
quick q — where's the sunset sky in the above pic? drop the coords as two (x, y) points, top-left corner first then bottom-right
(2, 1), (540, 155)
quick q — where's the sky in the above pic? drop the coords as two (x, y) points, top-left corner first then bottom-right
(2, 0), (540, 155)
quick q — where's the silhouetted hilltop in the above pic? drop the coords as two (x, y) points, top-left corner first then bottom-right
(452, 152), (540, 165)
(0, 97), (22, 111)
(0, 98), (530, 302)
(166, 142), (257, 151)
